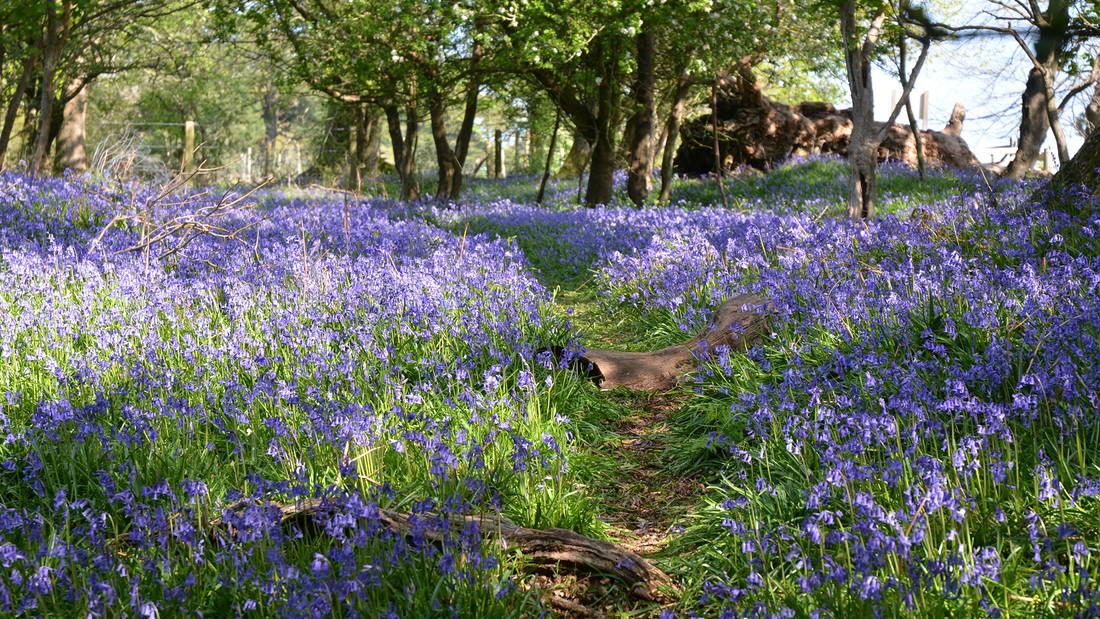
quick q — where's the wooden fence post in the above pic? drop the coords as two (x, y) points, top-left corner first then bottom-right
(919, 92), (929, 131)
(182, 120), (196, 174)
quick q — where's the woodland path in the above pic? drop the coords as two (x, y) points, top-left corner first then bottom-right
(530, 286), (719, 618)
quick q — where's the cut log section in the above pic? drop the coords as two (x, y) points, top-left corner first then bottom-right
(578, 293), (770, 391)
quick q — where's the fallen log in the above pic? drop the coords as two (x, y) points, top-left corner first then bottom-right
(577, 293), (770, 391)
(121, 498), (674, 600)
(673, 75), (981, 173)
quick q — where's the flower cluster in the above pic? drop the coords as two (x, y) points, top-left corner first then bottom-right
(0, 171), (585, 616)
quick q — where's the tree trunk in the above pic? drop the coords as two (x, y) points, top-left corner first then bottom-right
(470, 151), (489, 177)
(627, 31), (655, 206)
(576, 35), (619, 207)
(711, 79), (728, 208)
(0, 57), (35, 170)
(536, 107), (562, 205)
(55, 79), (89, 173)
(841, 3), (886, 219)
(658, 76), (692, 204)
(428, 83), (463, 200)
(555, 129), (591, 178)
(352, 103), (368, 171)
(1043, 69), (1070, 165)
(848, 134), (878, 219)
(584, 37), (618, 207)
(176, 499), (677, 601)
(1086, 85), (1100, 136)
(1003, 0), (1068, 180)
(1038, 114), (1100, 204)
(1004, 68), (1051, 179)
(364, 107), (381, 178)
(493, 128), (503, 179)
(262, 88), (279, 177)
(454, 38), (483, 168)
(899, 36), (925, 181)
(30, 0), (60, 177)
(384, 101), (420, 202)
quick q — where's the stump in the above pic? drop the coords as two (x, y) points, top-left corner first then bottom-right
(577, 293), (770, 391)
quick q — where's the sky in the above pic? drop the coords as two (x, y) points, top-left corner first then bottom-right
(868, 0), (1092, 167)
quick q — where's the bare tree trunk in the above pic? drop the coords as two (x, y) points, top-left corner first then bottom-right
(554, 129), (590, 178)
(364, 107), (381, 178)
(353, 103), (368, 170)
(428, 83), (462, 200)
(0, 58), (35, 170)
(1004, 68), (1049, 178)
(1039, 113), (1099, 203)
(841, 3), (886, 219)
(584, 37), (618, 207)
(493, 128), (503, 179)
(627, 30), (655, 206)
(710, 79), (728, 207)
(55, 79), (89, 173)
(470, 151), (489, 177)
(262, 88), (279, 177)
(1044, 73), (1070, 165)
(898, 36), (925, 180)
(30, 0), (60, 176)
(658, 76), (692, 204)
(1086, 83), (1100, 135)
(1002, 0), (1068, 179)
(383, 101), (420, 202)
(454, 37), (483, 168)
(537, 107), (561, 205)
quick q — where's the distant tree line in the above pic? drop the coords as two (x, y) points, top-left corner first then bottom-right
(1, 0), (1097, 216)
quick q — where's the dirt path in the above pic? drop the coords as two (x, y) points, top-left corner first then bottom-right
(592, 391), (702, 556)
(533, 389), (708, 618)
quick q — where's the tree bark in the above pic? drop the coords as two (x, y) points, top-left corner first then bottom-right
(30, 0), (61, 177)
(555, 129), (591, 178)
(899, 36), (925, 181)
(571, 294), (769, 391)
(454, 39), (483, 169)
(493, 128), (503, 179)
(55, 79), (89, 173)
(711, 78), (728, 208)
(427, 83), (463, 200)
(584, 37), (618, 207)
(841, 2), (884, 219)
(1086, 84), (1100, 136)
(1038, 113), (1100, 203)
(1005, 68), (1052, 179)
(352, 103), (368, 171)
(536, 107), (561, 205)
(839, 4), (927, 218)
(384, 100), (420, 202)
(0, 57), (36, 170)
(262, 88), (279, 177)
(658, 76), (692, 204)
(627, 31), (655, 206)
(1002, 0), (1068, 179)
(469, 151), (489, 177)
(364, 107), (381, 178)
